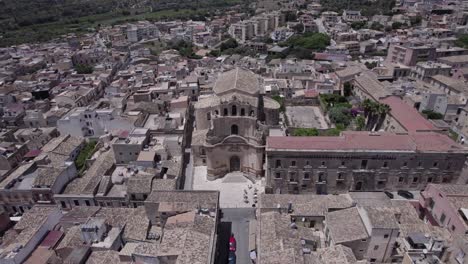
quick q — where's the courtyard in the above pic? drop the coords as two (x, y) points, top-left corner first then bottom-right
(285, 105), (329, 129)
(192, 166), (264, 208)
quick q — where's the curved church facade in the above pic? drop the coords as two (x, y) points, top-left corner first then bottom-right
(192, 68), (280, 180)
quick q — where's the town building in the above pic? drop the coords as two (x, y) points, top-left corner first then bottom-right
(420, 184), (468, 235)
(410, 61), (452, 81)
(192, 67), (280, 180)
(386, 43), (437, 66)
(266, 131), (466, 194)
(57, 106), (141, 138)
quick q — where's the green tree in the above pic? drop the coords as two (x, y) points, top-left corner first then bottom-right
(292, 23), (305, 33)
(351, 21), (367, 30)
(410, 15), (422, 26)
(361, 99), (391, 131)
(365, 61), (378, 69)
(168, 39), (201, 59)
(324, 128), (342, 136)
(320, 94), (348, 110)
(220, 38), (238, 51)
(293, 128), (320, 136)
(287, 33), (330, 51)
(343, 82), (353, 97)
(208, 49), (221, 57)
(328, 106), (351, 127)
(284, 11), (297, 22)
(370, 22), (384, 31)
(362, 99), (378, 130)
(355, 116), (365, 131)
(422, 110), (444, 120)
(272, 95), (285, 112)
(455, 34), (468, 49)
(375, 103), (391, 131)
(392, 22), (404, 30)
(75, 140), (97, 172)
(75, 64), (93, 74)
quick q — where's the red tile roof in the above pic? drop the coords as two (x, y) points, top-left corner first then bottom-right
(314, 53), (349, 62)
(267, 131), (463, 153)
(24, 149), (42, 158)
(39, 230), (63, 249)
(379, 96), (440, 132)
(304, 89), (319, 98)
(118, 130), (130, 139)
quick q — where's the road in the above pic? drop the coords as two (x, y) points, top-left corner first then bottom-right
(217, 208), (256, 264)
(183, 148), (193, 190)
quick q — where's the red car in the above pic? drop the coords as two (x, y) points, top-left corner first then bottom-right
(229, 234), (237, 252)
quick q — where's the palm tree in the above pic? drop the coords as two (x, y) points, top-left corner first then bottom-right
(375, 103), (391, 131)
(362, 99), (373, 119)
(366, 102), (379, 131)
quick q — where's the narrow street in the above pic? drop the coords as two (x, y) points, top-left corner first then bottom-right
(183, 148), (193, 190)
(216, 208), (256, 264)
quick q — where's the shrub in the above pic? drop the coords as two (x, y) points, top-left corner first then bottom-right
(75, 141), (97, 172)
(75, 64), (94, 74)
(293, 128), (319, 136)
(422, 110), (444, 120)
(328, 106), (351, 127)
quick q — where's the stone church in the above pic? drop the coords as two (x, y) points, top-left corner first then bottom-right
(192, 68), (280, 180)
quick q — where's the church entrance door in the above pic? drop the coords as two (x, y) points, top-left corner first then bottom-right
(229, 156), (240, 172)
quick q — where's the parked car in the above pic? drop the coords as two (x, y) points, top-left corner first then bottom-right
(229, 234), (237, 252)
(397, 190), (414, 199)
(384, 191), (394, 199)
(228, 251), (236, 264)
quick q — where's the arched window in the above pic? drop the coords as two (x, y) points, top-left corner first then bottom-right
(215, 110), (219, 116)
(355, 182), (363, 191)
(275, 160), (281, 168)
(231, 124), (238, 135)
(250, 110), (255, 116)
(224, 108), (228, 116)
(206, 112), (211, 120)
(232, 105), (237, 116)
(241, 108), (245, 116)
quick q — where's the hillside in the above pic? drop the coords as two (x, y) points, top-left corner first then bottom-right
(0, 0), (242, 46)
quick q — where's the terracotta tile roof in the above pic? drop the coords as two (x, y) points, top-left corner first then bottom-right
(379, 96), (440, 132)
(267, 131), (463, 153)
(39, 230), (63, 249)
(304, 89), (319, 98)
(212, 67), (260, 96)
(327, 207), (369, 243)
(24, 149), (42, 158)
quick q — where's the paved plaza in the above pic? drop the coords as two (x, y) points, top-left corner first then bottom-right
(285, 105), (329, 128)
(192, 166), (264, 208)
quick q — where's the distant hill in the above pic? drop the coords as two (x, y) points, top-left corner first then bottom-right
(0, 0), (240, 29)
(319, 0), (396, 17)
(0, 0), (242, 46)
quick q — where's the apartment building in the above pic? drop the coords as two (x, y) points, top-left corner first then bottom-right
(386, 43), (437, 66)
(420, 184), (468, 235)
(57, 107), (138, 138)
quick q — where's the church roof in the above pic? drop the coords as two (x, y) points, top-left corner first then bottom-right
(213, 67), (261, 96)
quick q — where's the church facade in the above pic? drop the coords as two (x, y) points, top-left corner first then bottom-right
(192, 68), (280, 180)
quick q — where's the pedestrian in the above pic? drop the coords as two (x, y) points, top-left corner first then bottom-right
(250, 250), (257, 264)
